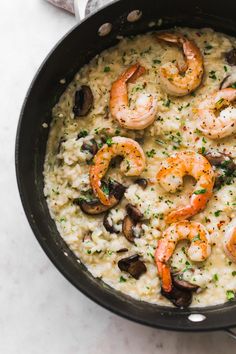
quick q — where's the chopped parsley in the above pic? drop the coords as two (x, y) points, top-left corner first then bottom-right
(214, 210), (222, 217)
(226, 290), (235, 301)
(232, 271), (236, 276)
(119, 276), (127, 283)
(104, 66), (111, 72)
(106, 138), (113, 146)
(194, 189), (207, 195)
(146, 149), (156, 158)
(153, 59), (161, 64)
(192, 234), (201, 242)
(78, 130), (88, 138)
(212, 274), (219, 282)
(205, 44), (213, 50)
(209, 70), (217, 80)
(101, 183), (110, 195)
(163, 98), (171, 107)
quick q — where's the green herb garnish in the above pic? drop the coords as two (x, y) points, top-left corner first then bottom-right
(226, 290), (235, 301)
(209, 70), (217, 80)
(153, 59), (161, 64)
(104, 66), (111, 72)
(119, 276), (127, 283)
(106, 138), (113, 146)
(194, 189), (207, 195)
(214, 210), (222, 217)
(146, 149), (156, 158)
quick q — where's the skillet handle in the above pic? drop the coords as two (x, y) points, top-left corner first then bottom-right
(74, 0), (87, 21)
(225, 328), (236, 340)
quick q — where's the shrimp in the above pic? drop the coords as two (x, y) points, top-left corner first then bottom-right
(90, 136), (146, 206)
(157, 151), (215, 223)
(196, 88), (236, 139)
(155, 221), (211, 292)
(109, 63), (158, 130)
(223, 219), (236, 263)
(156, 32), (204, 96)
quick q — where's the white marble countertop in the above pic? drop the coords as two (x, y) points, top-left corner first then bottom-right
(1, 1), (235, 353)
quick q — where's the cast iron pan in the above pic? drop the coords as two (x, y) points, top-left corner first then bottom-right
(15, 0), (236, 332)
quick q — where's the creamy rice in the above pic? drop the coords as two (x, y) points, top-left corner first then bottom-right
(44, 28), (236, 307)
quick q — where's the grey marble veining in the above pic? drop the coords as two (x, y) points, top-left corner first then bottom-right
(0, 0), (235, 353)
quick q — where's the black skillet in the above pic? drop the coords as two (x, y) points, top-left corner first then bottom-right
(15, 0), (236, 334)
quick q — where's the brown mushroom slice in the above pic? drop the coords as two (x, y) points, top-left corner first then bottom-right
(78, 199), (111, 215)
(135, 178), (148, 189)
(109, 180), (126, 200)
(103, 211), (120, 234)
(76, 180), (126, 215)
(172, 273), (199, 292)
(225, 48), (236, 66)
(116, 248), (128, 253)
(122, 215), (136, 242)
(126, 204), (143, 222)
(118, 254), (147, 279)
(205, 151), (236, 188)
(81, 139), (98, 156)
(161, 285), (192, 308)
(205, 152), (236, 171)
(73, 85), (94, 117)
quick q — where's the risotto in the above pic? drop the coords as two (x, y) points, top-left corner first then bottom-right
(44, 28), (236, 307)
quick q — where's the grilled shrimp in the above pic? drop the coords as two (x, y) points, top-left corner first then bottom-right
(223, 219), (236, 263)
(90, 137), (146, 206)
(155, 221), (211, 292)
(197, 88), (236, 139)
(156, 32), (204, 96)
(157, 151), (215, 223)
(110, 63), (158, 130)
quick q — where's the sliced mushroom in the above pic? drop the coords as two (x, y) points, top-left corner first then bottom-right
(126, 204), (143, 222)
(118, 254), (147, 279)
(81, 139), (98, 156)
(220, 70), (236, 89)
(103, 211), (120, 234)
(205, 151), (236, 188)
(161, 285), (192, 308)
(76, 199), (111, 215)
(122, 205), (143, 242)
(135, 178), (148, 189)
(122, 215), (135, 242)
(76, 180), (126, 215)
(172, 272), (199, 292)
(109, 180), (126, 200)
(225, 48), (236, 66)
(73, 85), (94, 117)
(116, 248), (128, 253)
(205, 151), (235, 170)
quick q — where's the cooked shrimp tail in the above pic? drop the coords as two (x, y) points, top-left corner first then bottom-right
(90, 136), (146, 206)
(110, 63), (158, 130)
(156, 32), (204, 96)
(155, 221), (211, 292)
(197, 88), (236, 139)
(157, 151), (215, 223)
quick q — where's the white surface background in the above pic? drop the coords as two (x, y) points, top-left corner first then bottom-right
(1, 1), (235, 353)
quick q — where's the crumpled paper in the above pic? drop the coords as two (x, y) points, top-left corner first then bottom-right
(46, 0), (75, 13)
(46, 0), (112, 16)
